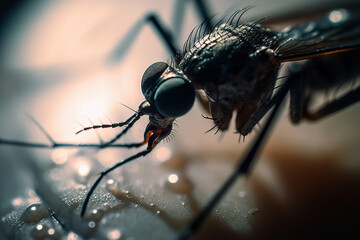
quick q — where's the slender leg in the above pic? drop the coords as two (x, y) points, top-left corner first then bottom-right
(177, 80), (291, 240)
(304, 85), (360, 121)
(81, 149), (152, 217)
(288, 68), (306, 123)
(107, 0), (214, 65)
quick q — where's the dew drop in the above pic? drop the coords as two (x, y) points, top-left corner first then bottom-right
(88, 221), (96, 229)
(90, 209), (104, 221)
(52, 149), (69, 164)
(165, 173), (193, 194)
(67, 232), (80, 240)
(11, 197), (24, 207)
(238, 190), (246, 198)
(154, 146), (171, 163)
(329, 9), (348, 23)
(168, 174), (179, 184)
(31, 224), (49, 239)
(156, 210), (161, 215)
(21, 203), (50, 224)
(48, 228), (55, 235)
(106, 179), (122, 198)
(107, 229), (121, 240)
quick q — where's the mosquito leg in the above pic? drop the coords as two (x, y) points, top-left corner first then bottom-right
(192, 0), (214, 25)
(177, 80), (291, 240)
(240, 86), (284, 136)
(107, 13), (179, 64)
(81, 149), (152, 217)
(304, 85), (360, 121)
(288, 64), (307, 123)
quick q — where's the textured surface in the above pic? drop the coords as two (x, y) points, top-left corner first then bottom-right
(0, 1), (360, 239)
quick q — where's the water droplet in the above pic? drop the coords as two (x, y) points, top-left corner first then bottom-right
(107, 229), (121, 240)
(106, 179), (122, 198)
(165, 173), (193, 194)
(11, 197), (24, 207)
(21, 203), (49, 223)
(48, 228), (55, 235)
(88, 221), (96, 229)
(156, 210), (161, 214)
(329, 9), (348, 23)
(167, 174), (179, 184)
(90, 209), (104, 221)
(67, 232), (80, 240)
(181, 202), (185, 206)
(31, 224), (49, 239)
(52, 149), (69, 164)
(238, 190), (246, 198)
(154, 147), (171, 162)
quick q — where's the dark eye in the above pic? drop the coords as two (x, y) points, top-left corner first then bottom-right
(154, 77), (195, 118)
(141, 62), (168, 95)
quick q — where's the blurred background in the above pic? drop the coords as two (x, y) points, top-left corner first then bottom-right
(0, 0), (359, 239)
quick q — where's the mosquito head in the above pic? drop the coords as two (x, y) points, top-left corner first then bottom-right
(141, 62), (195, 119)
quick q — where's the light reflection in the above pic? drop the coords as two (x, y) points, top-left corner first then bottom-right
(154, 147), (171, 162)
(73, 158), (92, 177)
(67, 232), (79, 240)
(51, 149), (69, 164)
(88, 221), (96, 228)
(77, 162), (90, 177)
(107, 229), (121, 240)
(12, 197), (24, 206)
(48, 228), (55, 235)
(329, 9), (347, 23)
(168, 174), (179, 184)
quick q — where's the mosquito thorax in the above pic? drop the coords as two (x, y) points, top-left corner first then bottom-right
(178, 23), (282, 132)
(141, 62), (195, 119)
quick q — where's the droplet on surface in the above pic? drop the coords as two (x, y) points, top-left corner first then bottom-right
(88, 221), (96, 229)
(11, 197), (24, 207)
(90, 209), (104, 221)
(21, 203), (50, 223)
(48, 228), (55, 235)
(238, 190), (246, 198)
(168, 174), (179, 184)
(154, 146), (171, 163)
(106, 179), (123, 198)
(31, 224), (49, 239)
(107, 229), (122, 240)
(165, 173), (193, 194)
(66, 232), (80, 240)
(52, 149), (69, 164)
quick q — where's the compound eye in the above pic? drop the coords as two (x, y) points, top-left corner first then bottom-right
(154, 78), (195, 118)
(141, 62), (168, 95)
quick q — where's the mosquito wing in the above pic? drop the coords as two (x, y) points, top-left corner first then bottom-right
(274, 8), (360, 62)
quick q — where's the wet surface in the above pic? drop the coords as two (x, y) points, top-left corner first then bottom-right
(1, 1), (360, 239)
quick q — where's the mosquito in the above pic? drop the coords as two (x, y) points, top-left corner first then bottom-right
(0, 0), (359, 239)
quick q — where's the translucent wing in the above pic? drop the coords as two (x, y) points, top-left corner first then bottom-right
(274, 8), (360, 61)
